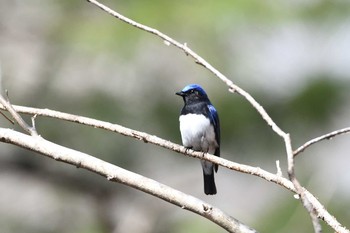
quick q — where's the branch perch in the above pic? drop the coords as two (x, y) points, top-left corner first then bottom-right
(0, 127), (256, 233)
(1, 103), (348, 232)
(0, 104), (295, 191)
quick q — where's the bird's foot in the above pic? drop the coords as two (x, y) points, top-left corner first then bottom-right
(185, 146), (193, 154)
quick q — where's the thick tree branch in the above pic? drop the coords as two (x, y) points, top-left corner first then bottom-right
(286, 134), (322, 233)
(1, 103), (348, 232)
(0, 127), (256, 233)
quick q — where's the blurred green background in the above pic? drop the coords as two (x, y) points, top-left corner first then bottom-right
(0, 0), (350, 233)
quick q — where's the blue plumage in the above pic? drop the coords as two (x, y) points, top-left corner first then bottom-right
(176, 84), (220, 195)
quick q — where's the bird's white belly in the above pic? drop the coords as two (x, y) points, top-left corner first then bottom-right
(179, 114), (216, 153)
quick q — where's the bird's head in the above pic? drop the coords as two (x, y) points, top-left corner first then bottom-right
(176, 84), (209, 103)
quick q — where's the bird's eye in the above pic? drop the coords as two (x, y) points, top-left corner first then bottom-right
(189, 89), (200, 96)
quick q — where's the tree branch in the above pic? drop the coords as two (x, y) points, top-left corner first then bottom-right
(0, 127), (257, 233)
(0, 104), (295, 191)
(1, 103), (348, 232)
(285, 134), (322, 233)
(0, 93), (38, 136)
(293, 127), (350, 158)
(291, 127), (350, 232)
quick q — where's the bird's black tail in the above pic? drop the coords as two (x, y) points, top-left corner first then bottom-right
(203, 172), (217, 195)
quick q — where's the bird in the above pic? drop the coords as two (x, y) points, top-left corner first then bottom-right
(176, 84), (220, 195)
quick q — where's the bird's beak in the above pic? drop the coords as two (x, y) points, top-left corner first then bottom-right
(176, 91), (184, 96)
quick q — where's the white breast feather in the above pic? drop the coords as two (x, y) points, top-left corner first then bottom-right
(179, 114), (217, 153)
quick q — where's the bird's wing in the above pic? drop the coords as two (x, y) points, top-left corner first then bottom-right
(208, 104), (220, 149)
(208, 104), (220, 173)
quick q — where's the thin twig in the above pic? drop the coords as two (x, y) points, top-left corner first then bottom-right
(0, 111), (14, 124)
(293, 127), (350, 158)
(275, 160), (282, 177)
(0, 94), (38, 136)
(0, 66), (15, 125)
